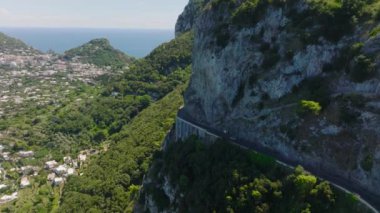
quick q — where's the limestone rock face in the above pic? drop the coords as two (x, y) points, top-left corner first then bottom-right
(140, 173), (179, 213)
(175, 0), (207, 37)
(184, 0), (380, 197)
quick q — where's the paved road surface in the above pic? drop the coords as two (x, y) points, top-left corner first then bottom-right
(177, 109), (380, 212)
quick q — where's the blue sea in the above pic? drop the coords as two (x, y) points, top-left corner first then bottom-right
(0, 28), (174, 58)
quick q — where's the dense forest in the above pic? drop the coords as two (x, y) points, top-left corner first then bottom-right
(1, 0), (380, 211)
(59, 85), (186, 212)
(141, 137), (372, 213)
(0, 31), (193, 212)
(102, 32), (193, 99)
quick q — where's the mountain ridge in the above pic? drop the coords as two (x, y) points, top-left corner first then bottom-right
(0, 32), (39, 54)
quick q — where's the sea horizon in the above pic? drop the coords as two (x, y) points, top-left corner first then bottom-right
(0, 27), (174, 58)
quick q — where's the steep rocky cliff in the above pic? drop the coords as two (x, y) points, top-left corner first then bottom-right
(183, 0), (380, 199)
(175, 0), (207, 36)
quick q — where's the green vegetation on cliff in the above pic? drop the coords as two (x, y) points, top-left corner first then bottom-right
(103, 32), (193, 99)
(142, 138), (372, 213)
(145, 32), (193, 75)
(300, 100), (322, 115)
(211, 0), (380, 46)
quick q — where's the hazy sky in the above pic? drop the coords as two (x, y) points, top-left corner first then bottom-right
(0, 0), (189, 29)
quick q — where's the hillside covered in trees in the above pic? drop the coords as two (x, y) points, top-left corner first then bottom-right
(141, 138), (372, 212)
(64, 38), (134, 69)
(1, 0), (380, 211)
(0, 31), (193, 212)
(0, 32), (33, 52)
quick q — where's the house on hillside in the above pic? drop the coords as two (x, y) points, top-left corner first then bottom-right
(2, 152), (10, 161)
(20, 176), (30, 188)
(20, 166), (39, 175)
(18, 151), (34, 158)
(54, 165), (67, 176)
(0, 184), (7, 191)
(45, 160), (58, 170)
(0, 192), (18, 203)
(53, 177), (64, 186)
(65, 168), (75, 177)
(47, 173), (56, 182)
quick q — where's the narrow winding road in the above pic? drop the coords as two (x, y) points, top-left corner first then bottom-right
(177, 109), (380, 213)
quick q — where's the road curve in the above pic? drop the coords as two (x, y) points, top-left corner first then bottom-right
(177, 109), (380, 213)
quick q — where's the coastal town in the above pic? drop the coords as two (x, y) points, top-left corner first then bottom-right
(0, 39), (120, 205)
(0, 144), (97, 204)
(0, 45), (117, 117)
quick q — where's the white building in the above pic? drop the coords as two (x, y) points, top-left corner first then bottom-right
(47, 173), (56, 182)
(54, 165), (68, 176)
(63, 156), (72, 164)
(20, 176), (30, 188)
(0, 192), (18, 204)
(66, 168), (75, 177)
(45, 160), (58, 170)
(0, 184), (7, 190)
(53, 177), (64, 186)
(2, 152), (10, 161)
(78, 154), (87, 162)
(18, 151), (34, 158)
